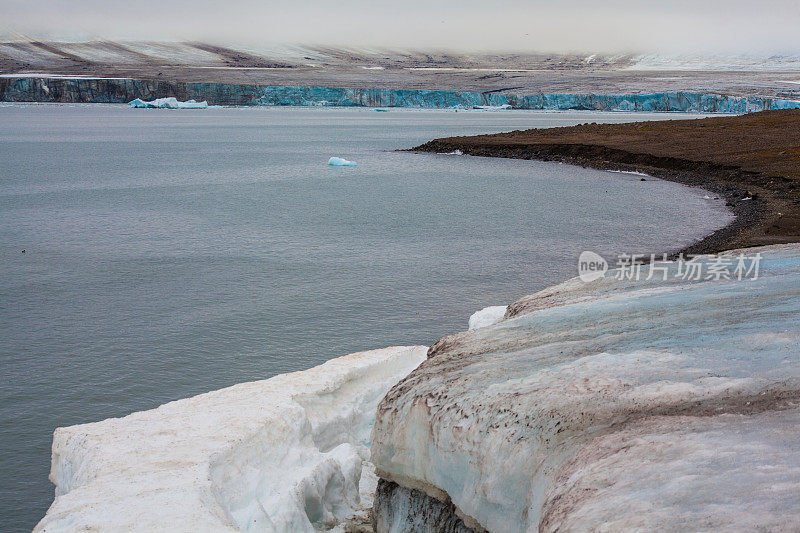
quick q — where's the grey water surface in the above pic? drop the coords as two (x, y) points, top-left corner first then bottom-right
(0, 105), (731, 531)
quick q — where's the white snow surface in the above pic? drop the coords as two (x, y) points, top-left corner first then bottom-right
(0, 73), (133, 80)
(129, 97), (208, 109)
(630, 53), (800, 72)
(327, 157), (357, 167)
(371, 245), (800, 532)
(467, 305), (507, 330)
(35, 345), (427, 532)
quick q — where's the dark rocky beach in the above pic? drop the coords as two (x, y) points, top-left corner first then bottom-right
(414, 109), (800, 256)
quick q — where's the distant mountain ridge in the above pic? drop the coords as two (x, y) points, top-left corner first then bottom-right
(1, 41), (799, 98)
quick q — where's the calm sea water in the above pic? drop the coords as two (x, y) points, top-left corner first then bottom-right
(0, 105), (731, 531)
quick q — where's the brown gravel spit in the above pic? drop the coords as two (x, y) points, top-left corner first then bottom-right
(413, 109), (800, 255)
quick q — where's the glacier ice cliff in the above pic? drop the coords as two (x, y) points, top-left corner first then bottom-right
(1, 77), (800, 112)
(34, 345), (427, 532)
(371, 245), (800, 532)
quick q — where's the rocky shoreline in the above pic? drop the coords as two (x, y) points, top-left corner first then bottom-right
(413, 110), (800, 256)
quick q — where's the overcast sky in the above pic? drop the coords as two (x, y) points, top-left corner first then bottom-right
(2, 0), (799, 54)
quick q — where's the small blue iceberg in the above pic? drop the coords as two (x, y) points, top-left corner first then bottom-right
(328, 157), (357, 167)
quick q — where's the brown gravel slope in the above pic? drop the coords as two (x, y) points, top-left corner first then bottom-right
(414, 110), (800, 254)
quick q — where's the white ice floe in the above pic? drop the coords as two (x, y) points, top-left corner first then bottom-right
(129, 97), (208, 109)
(472, 104), (512, 111)
(372, 245), (800, 532)
(467, 305), (507, 330)
(608, 169), (650, 177)
(327, 157), (357, 167)
(35, 345), (427, 532)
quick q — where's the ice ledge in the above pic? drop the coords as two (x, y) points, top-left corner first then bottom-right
(371, 245), (800, 532)
(35, 345), (427, 532)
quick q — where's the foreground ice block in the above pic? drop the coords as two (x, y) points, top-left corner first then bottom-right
(35, 345), (427, 532)
(467, 305), (507, 330)
(328, 157), (357, 167)
(371, 245), (800, 532)
(129, 97), (208, 109)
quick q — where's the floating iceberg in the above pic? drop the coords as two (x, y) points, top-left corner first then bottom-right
(467, 305), (507, 329)
(34, 345), (427, 532)
(328, 157), (357, 167)
(129, 97), (208, 109)
(473, 104), (512, 110)
(372, 245), (800, 532)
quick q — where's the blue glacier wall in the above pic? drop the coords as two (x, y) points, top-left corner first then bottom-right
(1, 77), (799, 113)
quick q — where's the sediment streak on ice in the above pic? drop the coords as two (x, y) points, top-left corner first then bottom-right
(371, 245), (800, 532)
(34, 345), (427, 532)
